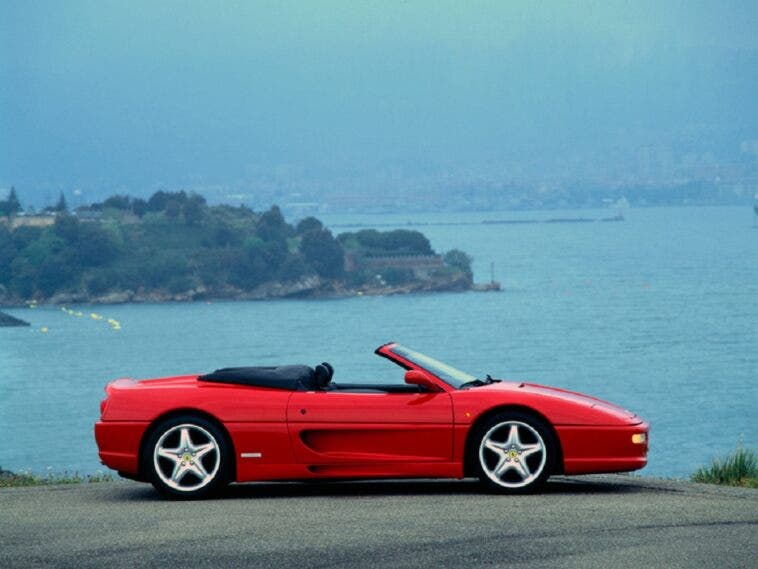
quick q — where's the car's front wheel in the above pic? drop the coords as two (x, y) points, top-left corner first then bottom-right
(144, 415), (230, 499)
(473, 411), (556, 493)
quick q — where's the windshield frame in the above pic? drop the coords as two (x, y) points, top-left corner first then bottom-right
(386, 344), (477, 389)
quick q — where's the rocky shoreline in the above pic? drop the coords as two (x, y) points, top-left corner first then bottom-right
(0, 274), (474, 307)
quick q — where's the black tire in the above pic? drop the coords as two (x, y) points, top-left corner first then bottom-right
(142, 414), (232, 499)
(471, 411), (557, 494)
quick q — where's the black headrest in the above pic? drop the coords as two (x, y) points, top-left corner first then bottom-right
(314, 364), (331, 389)
(321, 361), (334, 382)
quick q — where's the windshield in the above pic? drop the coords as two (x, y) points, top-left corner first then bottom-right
(389, 344), (477, 389)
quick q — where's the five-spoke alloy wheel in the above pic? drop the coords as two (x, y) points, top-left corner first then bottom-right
(144, 415), (230, 499)
(473, 411), (556, 493)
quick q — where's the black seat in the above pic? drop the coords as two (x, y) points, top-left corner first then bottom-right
(199, 365), (315, 390)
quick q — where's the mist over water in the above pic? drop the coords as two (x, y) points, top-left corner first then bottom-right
(1, 206), (755, 478)
(2, 2), (757, 201)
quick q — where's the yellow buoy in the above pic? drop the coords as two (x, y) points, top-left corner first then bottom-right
(40, 327), (49, 333)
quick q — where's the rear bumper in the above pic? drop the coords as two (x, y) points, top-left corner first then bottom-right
(94, 421), (149, 476)
(556, 420), (649, 475)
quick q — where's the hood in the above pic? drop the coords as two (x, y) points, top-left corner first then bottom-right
(483, 380), (639, 423)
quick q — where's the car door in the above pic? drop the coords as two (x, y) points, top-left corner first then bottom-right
(287, 389), (454, 468)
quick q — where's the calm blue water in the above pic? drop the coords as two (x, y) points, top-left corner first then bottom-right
(1, 206), (756, 478)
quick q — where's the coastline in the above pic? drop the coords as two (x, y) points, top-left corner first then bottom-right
(0, 274), (478, 308)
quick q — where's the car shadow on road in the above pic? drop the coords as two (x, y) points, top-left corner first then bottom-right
(114, 475), (650, 502)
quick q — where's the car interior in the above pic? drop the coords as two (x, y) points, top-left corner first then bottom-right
(199, 362), (430, 393)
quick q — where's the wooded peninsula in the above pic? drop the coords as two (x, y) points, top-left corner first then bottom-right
(0, 189), (474, 305)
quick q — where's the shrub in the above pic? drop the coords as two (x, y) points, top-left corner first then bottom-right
(337, 229), (433, 256)
(382, 267), (414, 285)
(692, 446), (758, 488)
(444, 249), (473, 281)
(345, 269), (371, 288)
(278, 254), (310, 282)
(84, 271), (116, 295)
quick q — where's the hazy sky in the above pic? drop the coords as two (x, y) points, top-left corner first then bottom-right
(2, 1), (756, 202)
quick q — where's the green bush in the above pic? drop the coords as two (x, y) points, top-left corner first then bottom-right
(84, 270), (116, 295)
(345, 269), (372, 288)
(338, 229), (433, 256)
(167, 275), (194, 294)
(444, 249), (473, 281)
(692, 446), (758, 488)
(381, 267), (414, 285)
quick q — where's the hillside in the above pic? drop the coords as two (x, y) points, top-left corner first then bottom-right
(0, 191), (473, 304)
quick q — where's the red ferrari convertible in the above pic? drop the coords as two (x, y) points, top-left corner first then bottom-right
(95, 342), (649, 498)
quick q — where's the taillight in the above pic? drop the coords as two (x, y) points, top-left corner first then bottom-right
(100, 398), (108, 417)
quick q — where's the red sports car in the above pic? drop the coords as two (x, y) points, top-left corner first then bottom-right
(95, 342), (649, 498)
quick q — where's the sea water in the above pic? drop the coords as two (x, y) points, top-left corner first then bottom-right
(1, 206), (755, 478)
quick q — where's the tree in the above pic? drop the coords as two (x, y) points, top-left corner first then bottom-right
(0, 187), (22, 216)
(0, 225), (17, 285)
(256, 205), (291, 243)
(103, 195), (131, 210)
(8, 187), (22, 214)
(296, 216), (323, 235)
(164, 200), (181, 218)
(76, 224), (120, 267)
(444, 249), (473, 281)
(147, 190), (187, 213)
(337, 228), (433, 256)
(182, 194), (206, 225)
(207, 220), (242, 248)
(382, 230), (433, 255)
(54, 192), (68, 212)
(300, 228), (345, 278)
(132, 198), (148, 217)
(53, 213), (80, 243)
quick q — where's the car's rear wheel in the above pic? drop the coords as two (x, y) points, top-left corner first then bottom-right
(473, 411), (556, 493)
(144, 415), (230, 499)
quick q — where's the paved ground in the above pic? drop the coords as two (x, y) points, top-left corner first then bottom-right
(1, 475), (756, 568)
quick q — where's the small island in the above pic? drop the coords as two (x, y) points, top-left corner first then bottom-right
(0, 310), (29, 326)
(0, 190), (476, 305)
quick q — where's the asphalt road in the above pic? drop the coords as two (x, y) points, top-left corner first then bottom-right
(1, 475), (756, 569)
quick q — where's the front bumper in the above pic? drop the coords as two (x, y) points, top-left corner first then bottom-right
(556, 420), (649, 475)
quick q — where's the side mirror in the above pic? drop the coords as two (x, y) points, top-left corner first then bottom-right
(404, 369), (441, 391)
